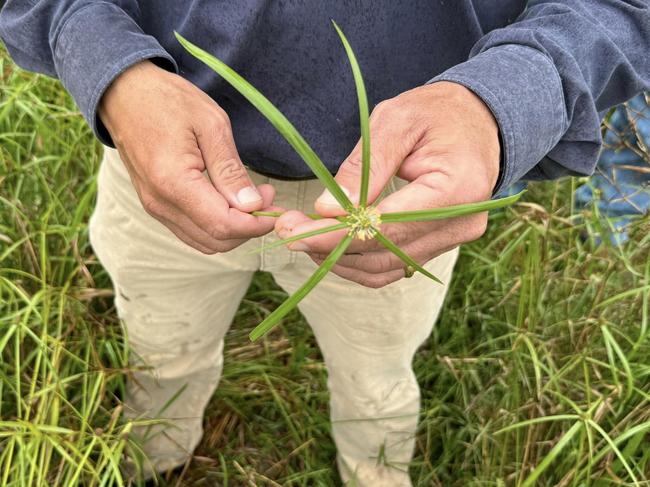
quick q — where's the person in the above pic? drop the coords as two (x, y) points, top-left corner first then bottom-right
(1, 1), (648, 485)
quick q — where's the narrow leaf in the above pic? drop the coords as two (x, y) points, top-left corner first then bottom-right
(175, 32), (353, 210)
(380, 191), (524, 223)
(249, 234), (354, 341)
(520, 420), (583, 487)
(374, 231), (443, 284)
(252, 210), (329, 220)
(494, 414), (580, 435)
(249, 222), (348, 253)
(587, 419), (639, 485)
(332, 21), (370, 207)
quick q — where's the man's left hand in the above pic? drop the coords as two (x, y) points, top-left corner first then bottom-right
(275, 81), (501, 288)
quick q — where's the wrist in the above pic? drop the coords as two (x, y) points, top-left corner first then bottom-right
(429, 45), (566, 194)
(433, 81), (501, 192)
(98, 60), (163, 136)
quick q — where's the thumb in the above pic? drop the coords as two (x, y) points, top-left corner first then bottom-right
(196, 116), (264, 212)
(315, 111), (414, 216)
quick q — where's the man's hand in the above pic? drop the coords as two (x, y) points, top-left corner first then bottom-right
(99, 60), (277, 254)
(275, 82), (501, 288)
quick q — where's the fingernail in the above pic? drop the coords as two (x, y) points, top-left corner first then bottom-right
(317, 187), (350, 207)
(237, 186), (262, 205)
(288, 241), (310, 252)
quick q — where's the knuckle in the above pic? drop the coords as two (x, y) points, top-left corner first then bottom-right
(215, 157), (247, 186)
(342, 153), (380, 179)
(378, 254), (397, 273)
(206, 244), (225, 254)
(212, 107), (231, 127)
(342, 155), (364, 174)
(197, 245), (219, 255)
(356, 273), (387, 289)
(367, 276), (390, 289)
(140, 193), (163, 217)
(372, 99), (393, 119)
(360, 254), (394, 274)
(208, 223), (228, 241)
(465, 217), (488, 242)
(147, 170), (175, 198)
(208, 119), (229, 141)
(206, 113), (232, 143)
(219, 241), (239, 252)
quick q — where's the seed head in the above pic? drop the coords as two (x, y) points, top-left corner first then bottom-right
(345, 207), (382, 240)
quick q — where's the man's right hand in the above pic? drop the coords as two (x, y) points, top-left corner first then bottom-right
(98, 60), (277, 254)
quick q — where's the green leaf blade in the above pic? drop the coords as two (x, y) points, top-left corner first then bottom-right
(249, 234), (354, 341)
(380, 191), (525, 223)
(374, 231), (443, 284)
(332, 21), (370, 208)
(174, 31), (353, 211)
(520, 420), (583, 487)
(249, 222), (348, 254)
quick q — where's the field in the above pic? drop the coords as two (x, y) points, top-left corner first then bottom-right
(1, 47), (650, 486)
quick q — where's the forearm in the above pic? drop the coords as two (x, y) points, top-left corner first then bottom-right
(432, 0), (650, 192)
(0, 0), (177, 145)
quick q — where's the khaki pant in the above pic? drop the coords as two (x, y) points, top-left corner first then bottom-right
(89, 147), (458, 486)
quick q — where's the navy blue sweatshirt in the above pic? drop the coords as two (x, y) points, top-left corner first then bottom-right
(1, 1), (649, 192)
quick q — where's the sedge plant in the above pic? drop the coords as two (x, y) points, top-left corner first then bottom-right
(175, 23), (523, 342)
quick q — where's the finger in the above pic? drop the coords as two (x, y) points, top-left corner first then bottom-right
(195, 114), (264, 212)
(160, 216), (245, 254)
(173, 170), (276, 240)
(310, 237), (457, 275)
(162, 212), (245, 252)
(275, 210), (416, 255)
(162, 220), (214, 254)
(376, 165), (488, 215)
(315, 101), (418, 216)
(374, 176), (488, 249)
(256, 183), (276, 208)
(275, 211), (347, 252)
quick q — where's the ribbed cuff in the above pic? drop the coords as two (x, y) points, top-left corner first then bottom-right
(429, 44), (567, 194)
(52, 2), (178, 145)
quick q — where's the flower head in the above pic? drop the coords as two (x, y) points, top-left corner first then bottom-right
(345, 206), (382, 241)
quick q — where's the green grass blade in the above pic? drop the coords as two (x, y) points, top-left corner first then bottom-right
(249, 222), (348, 253)
(601, 324), (634, 401)
(587, 419), (639, 485)
(380, 191), (524, 223)
(332, 21), (370, 207)
(175, 32), (353, 210)
(494, 414), (580, 435)
(520, 420), (583, 487)
(249, 234), (354, 341)
(252, 211), (324, 220)
(374, 231), (443, 284)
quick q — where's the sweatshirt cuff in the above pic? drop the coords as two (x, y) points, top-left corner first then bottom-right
(429, 44), (567, 194)
(52, 2), (177, 145)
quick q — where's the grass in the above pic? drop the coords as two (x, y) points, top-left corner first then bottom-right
(1, 43), (650, 486)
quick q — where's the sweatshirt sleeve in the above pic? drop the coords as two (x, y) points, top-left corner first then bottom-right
(0, 1), (178, 145)
(431, 0), (650, 193)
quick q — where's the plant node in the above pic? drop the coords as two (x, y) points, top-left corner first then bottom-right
(345, 207), (381, 240)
